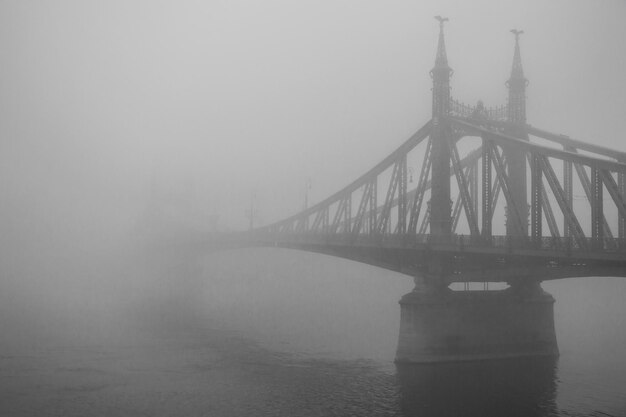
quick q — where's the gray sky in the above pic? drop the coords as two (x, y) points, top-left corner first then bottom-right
(1, 0), (625, 236)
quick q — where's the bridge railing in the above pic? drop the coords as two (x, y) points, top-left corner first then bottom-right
(449, 98), (508, 122)
(249, 230), (626, 255)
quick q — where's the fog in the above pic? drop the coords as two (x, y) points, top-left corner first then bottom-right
(1, 1), (626, 414)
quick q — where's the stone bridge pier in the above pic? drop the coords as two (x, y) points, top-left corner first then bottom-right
(395, 278), (559, 363)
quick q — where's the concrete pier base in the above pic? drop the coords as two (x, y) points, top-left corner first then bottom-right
(395, 282), (559, 363)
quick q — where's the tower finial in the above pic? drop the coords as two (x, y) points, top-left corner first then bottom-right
(508, 29), (526, 81)
(432, 16), (451, 70)
(435, 15), (449, 29)
(507, 29), (527, 124)
(511, 29), (524, 40)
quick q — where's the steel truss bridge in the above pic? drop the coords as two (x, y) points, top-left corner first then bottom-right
(209, 20), (626, 287)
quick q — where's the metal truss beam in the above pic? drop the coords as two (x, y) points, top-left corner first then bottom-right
(449, 141), (480, 236)
(418, 206), (431, 235)
(352, 181), (375, 236)
(260, 120), (432, 233)
(482, 139), (492, 238)
(487, 140), (526, 237)
(452, 164), (474, 233)
(378, 160), (401, 234)
(526, 154), (559, 239)
(408, 138), (433, 233)
(330, 197), (348, 234)
(573, 162), (614, 239)
(460, 119), (626, 162)
(525, 125), (626, 162)
(449, 118), (626, 173)
(539, 155), (587, 249)
(397, 156), (408, 234)
(600, 170), (626, 232)
(617, 172), (626, 239)
(530, 153), (542, 244)
(591, 168), (604, 249)
(563, 155), (573, 237)
(541, 186), (560, 238)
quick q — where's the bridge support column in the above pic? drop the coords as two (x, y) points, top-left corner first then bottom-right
(395, 279), (558, 363)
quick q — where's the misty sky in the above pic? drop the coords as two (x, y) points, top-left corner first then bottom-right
(1, 0), (625, 238)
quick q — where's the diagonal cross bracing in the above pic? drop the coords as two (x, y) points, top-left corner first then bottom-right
(600, 170), (626, 225)
(408, 138), (433, 233)
(452, 164), (475, 233)
(259, 121), (432, 233)
(525, 154), (560, 239)
(449, 141), (480, 236)
(351, 181), (374, 236)
(541, 186), (560, 238)
(573, 162), (614, 240)
(539, 155), (587, 249)
(449, 117), (626, 173)
(378, 160), (401, 234)
(487, 139), (527, 237)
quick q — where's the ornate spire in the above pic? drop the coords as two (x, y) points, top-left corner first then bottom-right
(506, 29), (528, 124)
(432, 16), (451, 71)
(431, 16), (452, 117)
(508, 29), (526, 82)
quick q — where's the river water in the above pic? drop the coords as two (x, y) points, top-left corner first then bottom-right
(1, 246), (625, 416)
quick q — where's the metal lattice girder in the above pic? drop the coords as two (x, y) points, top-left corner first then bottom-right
(541, 186), (560, 238)
(563, 153), (573, 237)
(322, 206), (329, 232)
(378, 160), (401, 234)
(526, 154), (560, 238)
(531, 153), (542, 242)
(449, 140), (480, 236)
(525, 125), (626, 162)
(397, 156), (408, 234)
(283, 221), (294, 233)
(422, 147), (482, 191)
(591, 168), (604, 245)
(295, 213), (308, 233)
(488, 141), (526, 237)
(600, 170), (626, 234)
(452, 164), (476, 234)
(351, 181), (371, 235)
(471, 158), (479, 219)
(257, 121), (432, 235)
(418, 206), (430, 235)
(490, 175), (502, 220)
(451, 191), (462, 233)
(538, 155), (587, 249)
(369, 178), (377, 234)
(607, 172), (626, 239)
(347, 143), (481, 235)
(449, 117), (626, 173)
(343, 194), (352, 233)
(482, 139), (492, 238)
(408, 138), (433, 233)
(465, 119), (626, 162)
(573, 162), (614, 239)
(310, 206), (325, 232)
(330, 197), (347, 234)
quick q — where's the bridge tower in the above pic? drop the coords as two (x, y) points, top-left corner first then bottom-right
(396, 24), (558, 363)
(429, 16), (453, 239)
(504, 30), (530, 237)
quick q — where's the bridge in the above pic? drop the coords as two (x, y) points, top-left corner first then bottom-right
(200, 19), (626, 362)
